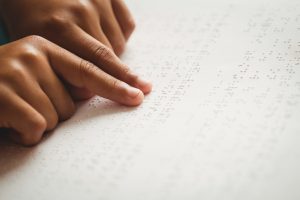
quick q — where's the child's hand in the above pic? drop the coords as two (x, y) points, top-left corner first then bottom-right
(0, 36), (151, 146)
(0, 0), (135, 56)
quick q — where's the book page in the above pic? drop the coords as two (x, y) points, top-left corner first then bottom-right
(0, 0), (300, 199)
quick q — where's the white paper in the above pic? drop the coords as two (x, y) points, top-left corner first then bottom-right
(1, 0), (300, 199)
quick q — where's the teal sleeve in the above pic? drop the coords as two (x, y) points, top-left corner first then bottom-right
(0, 22), (9, 45)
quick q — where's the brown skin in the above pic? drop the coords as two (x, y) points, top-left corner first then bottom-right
(0, 0), (146, 100)
(0, 0), (152, 145)
(0, 0), (134, 55)
(0, 36), (151, 146)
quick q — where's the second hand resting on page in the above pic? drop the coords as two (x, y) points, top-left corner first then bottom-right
(0, 0), (152, 146)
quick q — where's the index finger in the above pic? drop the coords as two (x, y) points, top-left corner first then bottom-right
(48, 25), (152, 95)
(44, 41), (144, 106)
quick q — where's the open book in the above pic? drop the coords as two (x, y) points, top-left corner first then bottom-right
(0, 0), (299, 199)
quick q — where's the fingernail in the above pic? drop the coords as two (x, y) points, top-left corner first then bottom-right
(137, 77), (152, 87)
(136, 77), (152, 94)
(122, 82), (141, 98)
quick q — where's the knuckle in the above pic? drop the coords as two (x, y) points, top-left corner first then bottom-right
(70, 1), (92, 18)
(94, 45), (114, 62)
(127, 19), (136, 32)
(5, 65), (28, 84)
(78, 59), (99, 85)
(112, 79), (122, 91)
(44, 14), (72, 32)
(114, 41), (125, 55)
(123, 67), (139, 83)
(21, 117), (46, 146)
(29, 116), (47, 133)
(19, 45), (43, 63)
(18, 35), (47, 52)
(24, 35), (47, 44)
(1, 45), (44, 80)
(80, 59), (99, 75)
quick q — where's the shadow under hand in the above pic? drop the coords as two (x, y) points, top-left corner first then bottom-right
(0, 133), (35, 178)
(0, 96), (139, 178)
(72, 96), (139, 123)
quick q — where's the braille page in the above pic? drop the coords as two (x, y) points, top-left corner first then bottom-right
(0, 0), (300, 200)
